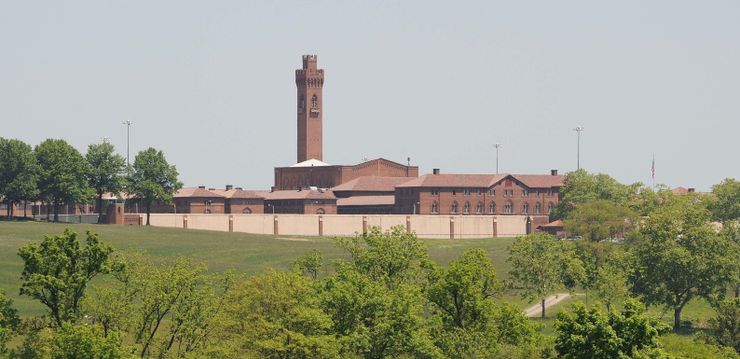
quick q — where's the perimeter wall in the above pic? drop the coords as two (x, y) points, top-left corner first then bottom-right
(130, 214), (530, 239)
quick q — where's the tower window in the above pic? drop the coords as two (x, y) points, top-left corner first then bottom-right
(311, 94), (318, 108)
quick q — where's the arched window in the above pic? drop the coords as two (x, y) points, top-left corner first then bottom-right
(504, 201), (513, 214)
(547, 202), (554, 215)
(431, 201), (439, 214)
(475, 202), (483, 214)
(299, 95), (305, 111)
(311, 94), (318, 108)
(451, 201), (458, 214)
(463, 202), (470, 214)
(316, 208), (325, 214)
(523, 203), (529, 214)
(488, 202), (496, 214)
(535, 202), (542, 215)
(242, 207), (252, 214)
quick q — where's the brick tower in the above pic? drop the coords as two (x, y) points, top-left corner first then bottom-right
(295, 55), (324, 163)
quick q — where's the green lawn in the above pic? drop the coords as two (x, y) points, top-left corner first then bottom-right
(0, 220), (520, 316)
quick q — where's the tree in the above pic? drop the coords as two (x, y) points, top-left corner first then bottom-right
(508, 232), (585, 318)
(51, 322), (124, 359)
(0, 138), (39, 218)
(218, 269), (339, 358)
(707, 298), (740, 353)
(17, 228), (113, 327)
(708, 178), (740, 223)
(554, 299), (669, 358)
(35, 139), (91, 222)
(426, 249), (501, 356)
(564, 199), (636, 241)
(592, 257), (631, 312)
(126, 148), (182, 226)
(631, 193), (736, 331)
(294, 249), (323, 280)
(0, 289), (20, 355)
(85, 142), (125, 223)
(552, 169), (640, 220)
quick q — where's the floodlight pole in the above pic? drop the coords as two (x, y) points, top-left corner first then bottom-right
(574, 126), (585, 170)
(493, 144), (502, 174)
(122, 120), (133, 165)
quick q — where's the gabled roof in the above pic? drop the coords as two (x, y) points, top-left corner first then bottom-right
(290, 159), (331, 167)
(508, 174), (565, 188)
(396, 174), (505, 188)
(210, 188), (264, 199)
(337, 195), (395, 207)
(174, 187), (224, 198)
(331, 176), (412, 192)
(262, 189), (336, 201)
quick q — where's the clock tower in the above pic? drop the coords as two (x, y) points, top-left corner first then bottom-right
(295, 55), (324, 163)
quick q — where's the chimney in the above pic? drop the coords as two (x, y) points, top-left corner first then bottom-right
(433, 168), (440, 175)
(551, 169), (558, 176)
(198, 185), (205, 189)
(270, 186), (275, 193)
(688, 188), (695, 193)
(226, 184), (233, 191)
(236, 187), (243, 191)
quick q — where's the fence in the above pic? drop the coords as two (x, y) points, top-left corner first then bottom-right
(32, 214), (100, 224)
(130, 213), (530, 239)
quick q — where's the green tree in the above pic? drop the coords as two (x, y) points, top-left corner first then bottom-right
(18, 228), (113, 327)
(564, 199), (636, 241)
(218, 269), (339, 359)
(508, 232), (585, 318)
(51, 322), (124, 359)
(553, 169), (640, 220)
(707, 298), (740, 353)
(426, 248), (502, 357)
(85, 142), (126, 223)
(126, 148), (182, 226)
(0, 289), (20, 355)
(0, 138), (39, 217)
(294, 249), (324, 279)
(554, 299), (669, 359)
(631, 194), (736, 330)
(708, 178), (740, 223)
(35, 139), (91, 222)
(592, 258), (631, 312)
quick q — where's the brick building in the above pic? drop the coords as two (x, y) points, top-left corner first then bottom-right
(262, 188), (337, 214)
(394, 169), (564, 227)
(332, 176), (411, 214)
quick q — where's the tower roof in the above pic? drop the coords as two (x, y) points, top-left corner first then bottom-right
(290, 158), (331, 167)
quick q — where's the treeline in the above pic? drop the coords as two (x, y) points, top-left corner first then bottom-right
(0, 138), (182, 224)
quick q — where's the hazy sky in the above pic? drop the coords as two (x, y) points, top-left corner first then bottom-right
(1, 1), (738, 191)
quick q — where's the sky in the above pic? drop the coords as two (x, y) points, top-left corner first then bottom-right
(1, 1), (738, 191)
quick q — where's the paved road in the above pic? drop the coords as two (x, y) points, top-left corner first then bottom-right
(523, 293), (571, 317)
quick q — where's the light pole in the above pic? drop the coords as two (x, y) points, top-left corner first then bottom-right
(493, 144), (502, 174)
(122, 120), (133, 165)
(573, 126), (585, 170)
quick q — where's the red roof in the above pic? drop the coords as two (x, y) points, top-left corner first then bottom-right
(542, 219), (564, 228)
(332, 176), (413, 192)
(337, 195), (395, 207)
(397, 173), (563, 189)
(175, 187), (223, 198)
(210, 188), (264, 199)
(262, 189), (336, 201)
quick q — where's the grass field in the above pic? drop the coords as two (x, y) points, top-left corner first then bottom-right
(1, 220), (732, 357)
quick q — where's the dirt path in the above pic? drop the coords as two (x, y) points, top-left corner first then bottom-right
(523, 293), (571, 317)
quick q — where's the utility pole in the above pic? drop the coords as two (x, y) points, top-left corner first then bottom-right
(574, 126), (585, 170)
(493, 144), (502, 174)
(122, 120), (133, 165)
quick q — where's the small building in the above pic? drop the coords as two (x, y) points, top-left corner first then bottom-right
(211, 185), (264, 214)
(332, 176), (411, 214)
(262, 188), (337, 214)
(173, 186), (227, 214)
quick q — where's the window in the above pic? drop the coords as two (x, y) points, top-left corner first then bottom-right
(242, 207), (252, 214)
(504, 189), (513, 197)
(488, 202), (496, 214)
(299, 95), (305, 111)
(311, 94), (318, 108)
(504, 201), (513, 214)
(488, 189), (495, 196)
(548, 202), (554, 214)
(475, 202), (483, 214)
(535, 202), (542, 215)
(452, 190), (457, 196)
(547, 189), (553, 197)
(463, 202), (470, 214)
(431, 189), (439, 196)
(451, 201), (458, 214)
(477, 189), (484, 196)
(463, 189), (470, 196)
(522, 190), (529, 197)
(523, 203), (529, 214)
(431, 201), (439, 214)
(316, 208), (325, 214)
